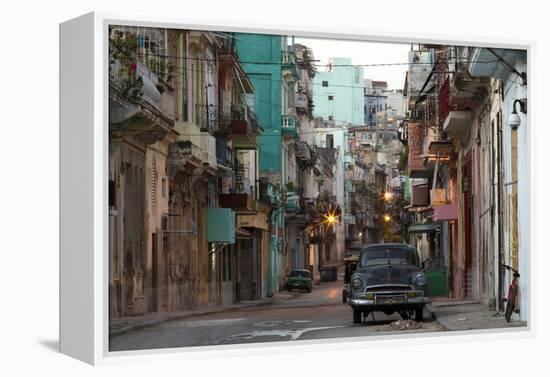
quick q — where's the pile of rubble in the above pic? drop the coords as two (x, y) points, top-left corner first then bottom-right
(389, 319), (423, 330)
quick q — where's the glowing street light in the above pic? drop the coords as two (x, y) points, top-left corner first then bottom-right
(322, 207), (339, 226)
(383, 214), (391, 223)
(383, 191), (393, 201)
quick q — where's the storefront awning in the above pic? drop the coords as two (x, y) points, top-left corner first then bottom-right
(434, 204), (458, 221)
(235, 227), (253, 238)
(409, 223), (440, 233)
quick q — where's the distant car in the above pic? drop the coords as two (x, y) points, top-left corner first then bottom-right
(285, 269), (313, 293)
(348, 243), (429, 323)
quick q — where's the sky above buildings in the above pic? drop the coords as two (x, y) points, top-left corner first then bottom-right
(294, 37), (410, 91)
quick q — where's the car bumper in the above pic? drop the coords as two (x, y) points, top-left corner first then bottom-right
(286, 283), (311, 289)
(349, 292), (427, 309)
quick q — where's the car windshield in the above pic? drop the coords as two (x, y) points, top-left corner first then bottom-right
(290, 270), (311, 278)
(361, 248), (418, 267)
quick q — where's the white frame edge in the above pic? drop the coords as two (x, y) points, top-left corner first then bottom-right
(59, 11), (536, 365)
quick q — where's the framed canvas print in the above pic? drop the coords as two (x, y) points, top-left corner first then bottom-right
(60, 11), (533, 365)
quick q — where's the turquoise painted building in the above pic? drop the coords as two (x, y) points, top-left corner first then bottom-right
(236, 33), (287, 296)
(313, 57), (365, 126)
(235, 34), (283, 176)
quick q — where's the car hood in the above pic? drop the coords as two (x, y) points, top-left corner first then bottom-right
(287, 277), (311, 282)
(356, 265), (420, 286)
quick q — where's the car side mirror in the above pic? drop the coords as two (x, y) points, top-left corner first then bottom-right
(421, 258), (431, 270)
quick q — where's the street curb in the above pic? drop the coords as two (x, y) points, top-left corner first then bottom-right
(109, 300), (273, 338)
(110, 298), (344, 338)
(425, 304), (451, 331)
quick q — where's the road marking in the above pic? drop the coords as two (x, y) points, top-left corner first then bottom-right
(253, 320), (313, 327)
(221, 326), (344, 342)
(162, 318), (246, 328)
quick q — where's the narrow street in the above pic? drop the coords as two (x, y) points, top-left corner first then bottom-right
(110, 280), (443, 351)
(104, 27), (529, 353)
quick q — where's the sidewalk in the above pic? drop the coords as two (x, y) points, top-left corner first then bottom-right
(110, 298), (272, 338)
(110, 280), (342, 338)
(426, 299), (527, 331)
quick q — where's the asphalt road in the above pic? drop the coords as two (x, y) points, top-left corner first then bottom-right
(110, 280), (444, 352)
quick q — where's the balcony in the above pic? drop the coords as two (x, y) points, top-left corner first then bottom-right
(295, 93), (308, 112)
(168, 140), (202, 175)
(430, 189), (450, 205)
(443, 110), (473, 134)
(344, 214), (356, 225)
(282, 115), (298, 139)
(227, 107), (260, 150)
(344, 179), (355, 193)
(411, 183), (430, 207)
(219, 193), (255, 214)
(228, 120), (257, 150)
(282, 51), (299, 80)
(407, 122), (433, 179)
(216, 137), (234, 175)
(295, 141), (311, 162)
(196, 104), (221, 135)
(109, 58), (175, 144)
(198, 132), (217, 172)
(285, 192), (301, 213)
(407, 50), (434, 106)
(439, 78), (450, 122)
(468, 48), (527, 83)
(259, 180), (282, 208)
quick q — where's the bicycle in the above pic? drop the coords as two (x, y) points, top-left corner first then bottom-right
(502, 264), (520, 322)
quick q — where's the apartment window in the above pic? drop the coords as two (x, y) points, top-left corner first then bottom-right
(109, 180), (115, 207)
(322, 80), (329, 87)
(328, 115), (333, 121)
(328, 95), (334, 101)
(180, 33), (189, 122)
(162, 178), (167, 198)
(326, 134), (334, 149)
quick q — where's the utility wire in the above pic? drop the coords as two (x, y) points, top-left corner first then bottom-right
(112, 48), (502, 67)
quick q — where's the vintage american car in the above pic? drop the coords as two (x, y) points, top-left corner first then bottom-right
(348, 243), (429, 323)
(285, 269), (313, 293)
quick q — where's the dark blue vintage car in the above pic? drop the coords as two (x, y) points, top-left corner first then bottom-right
(348, 243), (429, 324)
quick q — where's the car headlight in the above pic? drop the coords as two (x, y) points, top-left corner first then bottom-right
(414, 272), (427, 287)
(352, 278), (363, 289)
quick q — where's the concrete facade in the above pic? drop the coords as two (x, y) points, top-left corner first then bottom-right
(313, 57), (365, 127)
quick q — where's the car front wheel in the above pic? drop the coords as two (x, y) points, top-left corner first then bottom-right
(353, 309), (362, 324)
(415, 307), (423, 322)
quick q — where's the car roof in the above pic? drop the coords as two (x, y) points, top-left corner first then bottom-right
(291, 269), (311, 272)
(361, 243), (416, 253)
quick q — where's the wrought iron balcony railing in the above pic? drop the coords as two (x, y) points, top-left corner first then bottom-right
(195, 104), (220, 134)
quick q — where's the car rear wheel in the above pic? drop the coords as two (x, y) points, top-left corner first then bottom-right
(353, 309), (362, 324)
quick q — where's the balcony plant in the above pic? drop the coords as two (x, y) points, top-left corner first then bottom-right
(109, 32), (144, 101)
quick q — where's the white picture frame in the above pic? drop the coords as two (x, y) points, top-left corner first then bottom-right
(59, 11), (534, 365)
